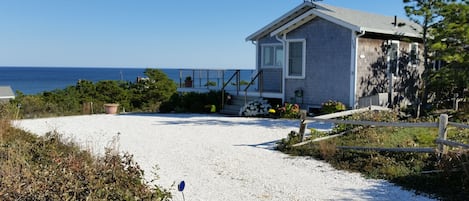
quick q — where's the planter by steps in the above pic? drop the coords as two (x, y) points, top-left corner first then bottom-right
(104, 103), (119, 114)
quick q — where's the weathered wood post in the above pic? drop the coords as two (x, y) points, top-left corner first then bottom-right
(453, 93), (459, 111)
(299, 110), (307, 142)
(437, 114), (449, 157)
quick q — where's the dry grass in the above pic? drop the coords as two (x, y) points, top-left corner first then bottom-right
(318, 140), (336, 160)
(0, 103), (171, 201)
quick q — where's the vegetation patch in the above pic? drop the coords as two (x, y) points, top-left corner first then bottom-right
(159, 90), (222, 113)
(277, 110), (469, 200)
(11, 69), (177, 118)
(0, 105), (171, 200)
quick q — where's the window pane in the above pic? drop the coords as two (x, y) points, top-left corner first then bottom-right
(410, 44), (418, 64)
(288, 41), (303, 76)
(390, 43), (398, 61)
(275, 46), (283, 66)
(263, 46), (274, 66)
(389, 42), (398, 72)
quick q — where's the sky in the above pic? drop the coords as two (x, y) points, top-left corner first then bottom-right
(0, 0), (409, 69)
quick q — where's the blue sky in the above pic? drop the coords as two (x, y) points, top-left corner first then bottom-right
(0, 0), (408, 69)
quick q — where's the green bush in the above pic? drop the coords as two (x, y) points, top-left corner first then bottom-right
(274, 103), (300, 119)
(160, 90), (222, 113)
(14, 68), (178, 118)
(320, 100), (346, 114)
(0, 121), (171, 200)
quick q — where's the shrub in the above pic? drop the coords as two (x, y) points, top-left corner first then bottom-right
(277, 109), (469, 199)
(0, 122), (171, 200)
(321, 100), (346, 114)
(276, 131), (303, 151)
(318, 140), (336, 160)
(159, 90), (222, 113)
(14, 68), (179, 118)
(239, 99), (271, 117)
(275, 103), (300, 119)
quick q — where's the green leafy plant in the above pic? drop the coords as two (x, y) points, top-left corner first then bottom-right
(13, 68), (178, 118)
(159, 90), (222, 113)
(0, 118), (171, 200)
(204, 81), (217, 87)
(320, 100), (346, 114)
(276, 103), (300, 119)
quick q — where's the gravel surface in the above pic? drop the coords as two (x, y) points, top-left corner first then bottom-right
(15, 114), (436, 201)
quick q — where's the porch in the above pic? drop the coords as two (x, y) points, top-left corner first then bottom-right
(176, 69), (282, 94)
(174, 69), (283, 115)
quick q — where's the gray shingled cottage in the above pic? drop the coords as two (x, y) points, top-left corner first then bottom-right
(245, 2), (424, 112)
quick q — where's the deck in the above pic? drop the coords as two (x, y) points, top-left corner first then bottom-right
(175, 69), (283, 99)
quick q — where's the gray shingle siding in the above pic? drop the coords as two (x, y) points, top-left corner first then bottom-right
(285, 18), (353, 107)
(248, 2), (425, 109)
(356, 37), (424, 107)
(262, 69), (282, 93)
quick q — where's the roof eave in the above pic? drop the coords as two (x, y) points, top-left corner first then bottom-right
(362, 27), (422, 39)
(246, 2), (314, 41)
(270, 9), (317, 37)
(270, 9), (362, 37)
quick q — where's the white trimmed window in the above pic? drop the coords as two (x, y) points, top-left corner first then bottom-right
(286, 39), (306, 79)
(409, 43), (419, 66)
(388, 40), (399, 74)
(261, 44), (283, 68)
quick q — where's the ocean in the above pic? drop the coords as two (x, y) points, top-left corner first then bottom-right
(0, 67), (255, 95)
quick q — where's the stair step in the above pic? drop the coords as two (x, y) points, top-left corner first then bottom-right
(220, 96), (264, 116)
(228, 96), (260, 104)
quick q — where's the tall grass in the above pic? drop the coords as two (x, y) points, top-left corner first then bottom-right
(0, 103), (171, 200)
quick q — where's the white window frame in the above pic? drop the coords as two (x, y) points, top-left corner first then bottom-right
(387, 40), (399, 75)
(388, 40), (399, 62)
(286, 39), (306, 79)
(260, 43), (283, 68)
(408, 42), (419, 67)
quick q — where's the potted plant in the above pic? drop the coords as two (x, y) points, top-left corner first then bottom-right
(104, 103), (119, 114)
(184, 76), (193, 87)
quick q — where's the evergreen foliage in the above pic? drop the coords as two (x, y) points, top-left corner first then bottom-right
(404, 0), (469, 110)
(12, 69), (178, 118)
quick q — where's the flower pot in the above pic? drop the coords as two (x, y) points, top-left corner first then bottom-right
(184, 80), (192, 87)
(104, 103), (119, 114)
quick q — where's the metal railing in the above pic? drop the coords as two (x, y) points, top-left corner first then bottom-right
(244, 70), (263, 104)
(221, 70), (240, 110)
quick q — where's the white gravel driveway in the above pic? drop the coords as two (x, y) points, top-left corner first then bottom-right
(15, 114), (436, 201)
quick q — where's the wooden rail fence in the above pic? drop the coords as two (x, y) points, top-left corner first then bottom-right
(294, 108), (469, 156)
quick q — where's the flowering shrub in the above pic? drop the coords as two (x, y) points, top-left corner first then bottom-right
(239, 99), (272, 117)
(276, 103), (300, 119)
(321, 100), (346, 114)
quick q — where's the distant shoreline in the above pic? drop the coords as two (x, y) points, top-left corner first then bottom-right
(0, 67), (254, 94)
(0, 66), (255, 70)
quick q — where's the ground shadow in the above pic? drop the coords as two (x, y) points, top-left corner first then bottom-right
(332, 182), (435, 201)
(233, 140), (279, 150)
(121, 112), (301, 129)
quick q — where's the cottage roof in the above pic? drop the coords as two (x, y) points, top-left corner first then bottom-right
(0, 86), (15, 99)
(246, 2), (422, 41)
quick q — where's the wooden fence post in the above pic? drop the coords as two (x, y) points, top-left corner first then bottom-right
(299, 110), (307, 142)
(437, 114), (449, 157)
(453, 93), (459, 111)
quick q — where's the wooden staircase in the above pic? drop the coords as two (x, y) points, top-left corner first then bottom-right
(220, 95), (260, 116)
